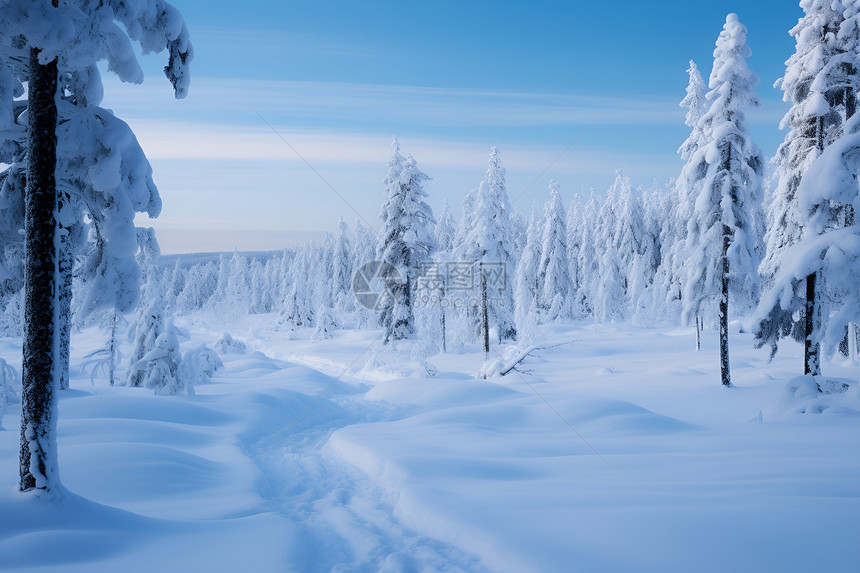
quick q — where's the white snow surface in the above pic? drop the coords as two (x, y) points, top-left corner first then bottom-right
(0, 315), (858, 572)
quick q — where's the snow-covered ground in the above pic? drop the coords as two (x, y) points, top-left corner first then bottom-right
(0, 316), (858, 572)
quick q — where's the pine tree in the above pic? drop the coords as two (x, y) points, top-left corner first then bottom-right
(277, 244), (314, 331)
(613, 177), (649, 307)
(128, 270), (166, 388)
(576, 191), (601, 318)
(755, 0), (852, 374)
(454, 147), (517, 343)
(130, 321), (188, 396)
(331, 217), (353, 315)
(376, 138), (436, 343)
(435, 198), (457, 255)
(2, 1), (192, 492)
(515, 203), (542, 333)
(537, 181), (571, 320)
(350, 220), (377, 328)
(685, 14), (764, 387)
(648, 61), (712, 335)
(565, 193), (588, 318)
(592, 171), (628, 322)
(754, 1), (860, 369)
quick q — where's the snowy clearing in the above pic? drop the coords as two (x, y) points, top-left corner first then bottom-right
(1, 316), (857, 572)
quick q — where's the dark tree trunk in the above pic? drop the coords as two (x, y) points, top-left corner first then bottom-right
(804, 272), (821, 376)
(440, 284), (447, 354)
(19, 46), (60, 492)
(109, 310), (118, 386)
(720, 227), (731, 387)
(56, 205), (72, 390)
(695, 315), (701, 351)
(480, 263), (489, 360)
(802, 117), (825, 378)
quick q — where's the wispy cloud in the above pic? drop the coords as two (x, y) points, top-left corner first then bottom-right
(130, 119), (681, 174)
(103, 75), (694, 129)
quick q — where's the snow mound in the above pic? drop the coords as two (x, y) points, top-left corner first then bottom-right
(553, 397), (700, 436)
(766, 376), (860, 417)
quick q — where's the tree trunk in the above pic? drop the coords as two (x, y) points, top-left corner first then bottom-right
(850, 322), (859, 365)
(695, 315), (701, 351)
(56, 209), (72, 390)
(719, 228), (731, 387)
(440, 285), (447, 354)
(804, 272), (821, 376)
(109, 310), (118, 386)
(19, 46), (60, 492)
(480, 263), (489, 360)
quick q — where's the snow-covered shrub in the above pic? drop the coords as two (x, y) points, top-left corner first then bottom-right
(312, 307), (337, 342)
(0, 358), (19, 429)
(130, 325), (189, 396)
(213, 333), (247, 355)
(181, 344), (223, 386)
(0, 288), (23, 337)
(128, 298), (166, 387)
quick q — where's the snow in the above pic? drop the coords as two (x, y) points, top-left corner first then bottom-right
(0, 314), (857, 572)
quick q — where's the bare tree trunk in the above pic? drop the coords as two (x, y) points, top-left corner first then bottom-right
(480, 263), (489, 360)
(19, 45), (60, 492)
(695, 315), (701, 351)
(109, 310), (118, 386)
(440, 285), (447, 354)
(804, 272), (821, 376)
(720, 228), (731, 387)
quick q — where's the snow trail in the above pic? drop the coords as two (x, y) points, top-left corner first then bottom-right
(237, 354), (489, 573)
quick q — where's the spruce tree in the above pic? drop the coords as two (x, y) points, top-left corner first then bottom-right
(685, 14), (764, 387)
(755, 1), (860, 368)
(654, 61), (710, 333)
(515, 203), (542, 333)
(755, 0), (852, 374)
(3, 1), (192, 492)
(455, 147), (517, 343)
(376, 138), (436, 343)
(537, 181), (571, 320)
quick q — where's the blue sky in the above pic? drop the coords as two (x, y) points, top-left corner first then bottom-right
(109, 0), (801, 254)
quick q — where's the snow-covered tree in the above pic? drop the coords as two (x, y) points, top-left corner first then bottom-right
(684, 13), (764, 387)
(754, 0), (860, 369)
(537, 181), (571, 320)
(591, 172), (628, 322)
(130, 322), (187, 396)
(755, 0), (857, 375)
(576, 191), (601, 318)
(4, 0), (192, 493)
(331, 217), (353, 314)
(613, 176), (650, 308)
(180, 344), (223, 387)
(277, 245), (314, 332)
(678, 60), (710, 165)
(312, 306), (337, 342)
(128, 273), (166, 388)
(0, 358), (19, 430)
(652, 60), (709, 329)
(376, 138), (436, 343)
(435, 197), (457, 255)
(648, 180), (686, 327)
(565, 193), (588, 317)
(454, 147), (517, 345)
(515, 203), (542, 333)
